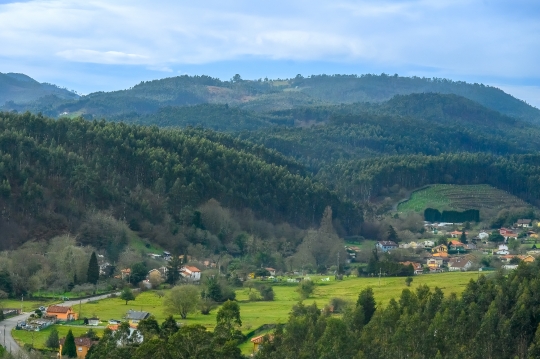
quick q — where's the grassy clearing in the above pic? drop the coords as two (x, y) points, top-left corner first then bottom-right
(129, 234), (162, 254)
(12, 325), (104, 350)
(0, 299), (56, 312)
(398, 184), (527, 213)
(13, 272), (477, 353)
(77, 272), (477, 333)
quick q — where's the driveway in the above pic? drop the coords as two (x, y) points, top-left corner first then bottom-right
(3, 292), (119, 354)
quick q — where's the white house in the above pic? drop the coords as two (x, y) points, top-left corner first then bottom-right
(180, 266), (201, 281)
(265, 268), (276, 276)
(478, 231), (489, 240)
(516, 219), (532, 228)
(88, 317), (100, 326)
(422, 240), (435, 248)
(502, 264), (519, 270)
(496, 244), (509, 255)
(448, 258), (473, 271)
(376, 241), (398, 252)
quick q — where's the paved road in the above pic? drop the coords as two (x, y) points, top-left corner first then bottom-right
(2, 292), (119, 354)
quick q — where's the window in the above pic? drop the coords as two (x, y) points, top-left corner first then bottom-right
(78, 347), (82, 351)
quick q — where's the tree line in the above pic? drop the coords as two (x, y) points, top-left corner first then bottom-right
(424, 208), (480, 223)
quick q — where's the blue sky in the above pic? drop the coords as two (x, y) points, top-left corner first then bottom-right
(0, 0), (539, 107)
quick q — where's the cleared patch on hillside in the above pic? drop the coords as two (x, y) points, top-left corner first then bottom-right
(397, 184), (528, 213)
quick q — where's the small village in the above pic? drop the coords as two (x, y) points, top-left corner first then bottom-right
(347, 218), (540, 276)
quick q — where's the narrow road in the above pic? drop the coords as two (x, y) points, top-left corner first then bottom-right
(2, 292), (119, 354)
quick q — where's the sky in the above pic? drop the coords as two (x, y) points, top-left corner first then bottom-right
(0, 0), (539, 107)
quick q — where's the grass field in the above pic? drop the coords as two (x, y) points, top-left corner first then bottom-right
(12, 272), (478, 354)
(398, 184), (527, 213)
(12, 325), (104, 350)
(76, 272), (478, 332)
(0, 299), (56, 312)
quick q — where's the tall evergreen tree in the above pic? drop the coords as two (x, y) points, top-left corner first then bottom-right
(62, 329), (77, 358)
(387, 225), (399, 243)
(45, 327), (59, 349)
(357, 287), (376, 325)
(87, 252), (100, 285)
(460, 230), (468, 244)
(166, 256), (181, 284)
(160, 315), (179, 339)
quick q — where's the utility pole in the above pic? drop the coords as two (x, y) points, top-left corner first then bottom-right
(21, 294), (23, 313)
(379, 268), (382, 287)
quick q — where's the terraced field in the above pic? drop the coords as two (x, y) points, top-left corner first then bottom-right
(398, 184), (528, 212)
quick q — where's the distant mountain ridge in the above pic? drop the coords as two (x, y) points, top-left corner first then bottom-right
(2, 73), (539, 124)
(0, 72), (79, 105)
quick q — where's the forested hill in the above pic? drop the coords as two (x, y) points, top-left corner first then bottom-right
(240, 93), (540, 168)
(0, 111), (361, 249)
(2, 73), (538, 124)
(0, 72), (79, 105)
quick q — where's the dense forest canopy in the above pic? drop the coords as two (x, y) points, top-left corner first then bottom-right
(1, 73), (540, 254)
(0, 111), (362, 250)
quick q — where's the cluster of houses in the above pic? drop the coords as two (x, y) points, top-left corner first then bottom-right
(117, 263), (203, 288)
(366, 219), (539, 274)
(40, 305), (152, 358)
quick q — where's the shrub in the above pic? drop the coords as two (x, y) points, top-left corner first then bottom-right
(199, 299), (217, 315)
(328, 297), (349, 313)
(297, 280), (315, 299)
(258, 285), (274, 301)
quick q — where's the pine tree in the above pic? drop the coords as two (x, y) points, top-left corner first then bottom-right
(357, 287), (376, 325)
(62, 329), (77, 358)
(460, 230), (467, 244)
(87, 252), (99, 285)
(45, 327), (59, 349)
(387, 225), (399, 242)
(160, 315), (179, 339)
(166, 256), (181, 284)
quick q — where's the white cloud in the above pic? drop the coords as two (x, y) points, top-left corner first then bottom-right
(147, 66), (173, 72)
(0, 0), (538, 92)
(56, 49), (148, 64)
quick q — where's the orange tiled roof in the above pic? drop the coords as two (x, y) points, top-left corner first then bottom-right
(59, 337), (93, 348)
(433, 252), (449, 258)
(47, 305), (72, 313)
(251, 335), (273, 344)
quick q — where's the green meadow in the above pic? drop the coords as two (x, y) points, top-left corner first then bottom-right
(76, 272), (478, 332)
(0, 299), (55, 312)
(398, 184), (527, 213)
(10, 272), (479, 354)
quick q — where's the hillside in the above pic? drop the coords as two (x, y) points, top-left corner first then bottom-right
(316, 153), (540, 207)
(2, 74), (539, 124)
(0, 111), (362, 251)
(0, 72), (79, 105)
(397, 184), (529, 213)
(240, 93), (540, 170)
(111, 104), (293, 131)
